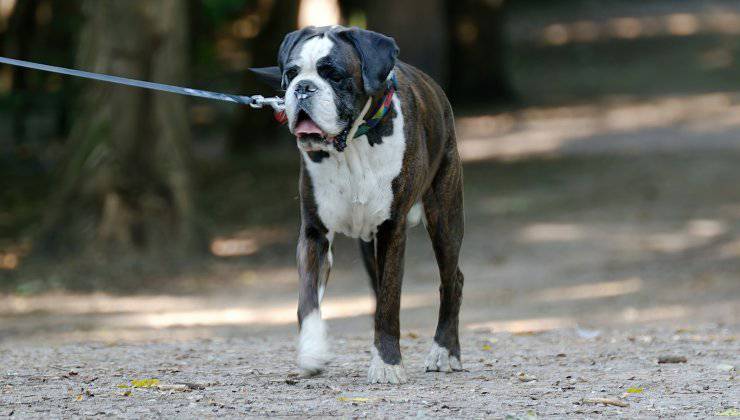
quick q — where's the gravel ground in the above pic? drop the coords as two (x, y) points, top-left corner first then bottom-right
(1, 326), (737, 418)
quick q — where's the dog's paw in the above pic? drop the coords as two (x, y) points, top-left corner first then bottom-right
(425, 342), (463, 372)
(367, 347), (407, 384)
(297, 310), (331, 376)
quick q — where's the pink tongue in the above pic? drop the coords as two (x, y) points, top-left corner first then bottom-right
(295, 118), (325, 137)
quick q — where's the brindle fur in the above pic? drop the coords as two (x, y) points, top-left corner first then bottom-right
(298, 60), (465, 371)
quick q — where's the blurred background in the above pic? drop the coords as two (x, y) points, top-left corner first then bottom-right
(0, 0), (738, 342)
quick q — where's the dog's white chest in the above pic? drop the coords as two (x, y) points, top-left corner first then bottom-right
(303, 97), (405, 241)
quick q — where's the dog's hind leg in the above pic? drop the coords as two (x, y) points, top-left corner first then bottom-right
(359, 239), (378, 296)
(296, 226), (333, 376)
(422, 148), (465, 373)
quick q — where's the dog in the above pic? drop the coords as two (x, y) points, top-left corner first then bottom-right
(253, 25), (464, 384)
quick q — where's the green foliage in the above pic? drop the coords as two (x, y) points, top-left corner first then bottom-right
(0, 156), (50, 239)
(201, 0), (251, 23)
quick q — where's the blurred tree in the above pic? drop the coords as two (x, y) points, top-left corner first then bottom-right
(3, 0), (39, 145)
(229, 0), (299, 153)
(448, 0), (514, 104)
(2, 0), (82, 146)
(341, 0), (514, 104)
(344, 0), (450, 86)
(36, 0), (202, 259)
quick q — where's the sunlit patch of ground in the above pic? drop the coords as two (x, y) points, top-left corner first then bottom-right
(501, 0), (740, 105)
(512, 9), (740, 46)
(457, 92), (740, 162)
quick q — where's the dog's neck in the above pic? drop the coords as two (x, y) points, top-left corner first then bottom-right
(333, 73), (398, 152)
(353, 73), (397, 138)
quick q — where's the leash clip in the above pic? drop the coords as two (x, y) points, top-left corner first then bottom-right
(250, 95), (285, 112)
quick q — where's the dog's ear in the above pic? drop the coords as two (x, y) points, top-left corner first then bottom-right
(249, 66), (283, 91)
(277, 28), (307, 69)
(277, 27), (317, 89)
(338, 28), (399, 96)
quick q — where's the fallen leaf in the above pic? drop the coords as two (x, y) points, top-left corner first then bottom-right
(717, 408), (740, 416)
(338, 396), (372, 403)
(658, 355), (687, 364)
(130, 378), (160, 388)
(482, 344), (492, 351)
(517, 372), (537, 382)
(63, 371), (79, 379)
(716, 364), (736, 372)
(582, 397), (628, 408)
(74, 394), (83, 402)
(156, 384), (190, 392)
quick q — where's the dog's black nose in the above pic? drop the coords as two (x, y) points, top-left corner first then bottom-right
(294, 80), (318, 99)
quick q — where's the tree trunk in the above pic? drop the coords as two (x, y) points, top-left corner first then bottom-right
(3, 0), (39, 145)
(341, 0), (514, 105)
(37, 0), (201, 260)
(447, 0), (515, 105)
(360, 0), (450, 87)
(229, 0), (299, 154)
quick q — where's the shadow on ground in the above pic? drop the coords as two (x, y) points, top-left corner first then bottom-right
(2, 92), (739, 345)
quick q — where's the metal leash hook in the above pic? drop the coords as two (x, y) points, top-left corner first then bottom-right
(249, 95), (285, 112)
(251, 95), (288, 124)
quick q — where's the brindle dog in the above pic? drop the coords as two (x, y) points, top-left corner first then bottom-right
(253, 25), (464, 384)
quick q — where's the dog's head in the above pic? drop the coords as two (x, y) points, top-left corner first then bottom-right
(253, 26), (399, 152)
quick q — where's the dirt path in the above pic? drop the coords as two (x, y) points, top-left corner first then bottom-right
(1, 326), (737, 418)
(2, 95), (740, 417)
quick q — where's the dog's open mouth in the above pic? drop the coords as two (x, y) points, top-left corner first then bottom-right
(294, 111), (329, 144)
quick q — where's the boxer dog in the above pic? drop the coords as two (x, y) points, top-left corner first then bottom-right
(253, 26), (464, 384)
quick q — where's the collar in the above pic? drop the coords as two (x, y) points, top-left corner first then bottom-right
(331, 73), (397, 151)
(353, 73), (397, 139)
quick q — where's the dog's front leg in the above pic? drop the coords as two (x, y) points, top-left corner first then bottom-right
(296, 225), (332, 376)
(368, 218), (408, 384)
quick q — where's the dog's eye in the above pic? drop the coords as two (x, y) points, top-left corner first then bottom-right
(319, 65), (344, 82)
(285, 67), (299, 83)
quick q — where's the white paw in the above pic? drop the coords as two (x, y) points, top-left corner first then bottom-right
(425, 342), (463, 372)
(367, 347), (407, 384)
(297, 310), (331, 376)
